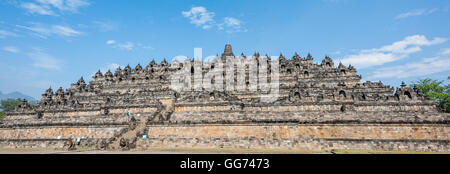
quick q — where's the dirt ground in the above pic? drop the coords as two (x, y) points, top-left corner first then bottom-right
(0, 147), (326, 154)
(0, 147), (447, 154)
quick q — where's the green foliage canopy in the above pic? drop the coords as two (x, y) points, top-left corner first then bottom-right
(0, 98), (23, 118)
(409, 77), (450, 113)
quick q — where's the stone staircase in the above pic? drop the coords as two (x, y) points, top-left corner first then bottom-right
(103, 99), (175, 150)
(151, 99), (174, 122)
(106, 117), (147, 150)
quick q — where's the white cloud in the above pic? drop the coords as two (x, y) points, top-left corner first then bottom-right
(136, 43), (154, 50)
(106, 63), (121, 71)
(106, 40), (153, 51)
(38, 0), (89, 12)
(51, 25), (82, 36)
(117, 42), (134, 51)
(182, 6), (246, 33)
(182, 6), (215, 29)
(341, 52), (400, 68)
(0, 30), (19, 38)
(224, 17), (241, 26)
(106, 40), (116, 45)
(20, 0), (90, 15)
(2, 46), (20, 53)
(369, 57), (450, 79)
(372, 35), (446, 53)
(21, 2), (56, 16)
(340, 35), (447, 69)
(28, 49), (63, 70)
(331, 50), (342, 55)
(16, 23), (82, 38)
(102, 63), (121, 74)
(395, 8), (437, 19)
(440, 48), (450, 55)
(92, 20), (119, 32)
(218, 17), (247, 33)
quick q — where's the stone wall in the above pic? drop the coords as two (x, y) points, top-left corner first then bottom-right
(136, 137), (449, 152)
(169, 111), (448, 124)
(1, 123), (447, 152)
(174, 104), (437, 113)
(0, 125), (126, 139)
(137, 123), (449, 152)
(0, 139), (67, 149)
(144, 123), (449, 140)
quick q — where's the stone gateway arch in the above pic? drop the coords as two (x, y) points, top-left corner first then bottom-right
(1, 44), (448, 152)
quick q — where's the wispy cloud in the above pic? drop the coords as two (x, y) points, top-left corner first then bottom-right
(117, 42), (134, 51)
(0, 30), (19, 38)
(218, 17), (247, 33)
(136, 43), (154, 50)
(330, 50), (342, 55)
(92, 20), (119, 32)
(51, 25), (82, 36)
(182, 6), (216, 29)
(101, 63), (121, 73)
(105, 63), (121, 71)
(28, 48), (63, 70)
(20, 0), (90, 16)
(2, 46), (20, 53)
(440, 48), (450, 55)
(369, 57), (450, 79)
(105, 40), (153, 51)
(395, 8), (437, 19)
(340, 35), (447, 69)
(16, 23), (82, 38)
(182, 6), (247, 33)
(21, 2), (56, 16)
(106, 40), (116, 45)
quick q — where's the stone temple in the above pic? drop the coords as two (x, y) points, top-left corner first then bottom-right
(1, 44), (449, 152)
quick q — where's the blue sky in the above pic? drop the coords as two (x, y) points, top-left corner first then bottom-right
(0, 0), (450, 99)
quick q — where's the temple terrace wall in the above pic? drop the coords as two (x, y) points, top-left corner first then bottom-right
(0, 123), (448, 152)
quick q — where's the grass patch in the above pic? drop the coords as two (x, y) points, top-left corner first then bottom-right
(334, 149), (449, 154)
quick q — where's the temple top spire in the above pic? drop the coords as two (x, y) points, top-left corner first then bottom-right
(401, 81), (407, 88)
(221, 44), (234, 59)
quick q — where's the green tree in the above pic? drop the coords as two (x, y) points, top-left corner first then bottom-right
(446, 76), (450, 95)
(409, 78), (450, 113)
(0, 98), (23, 118)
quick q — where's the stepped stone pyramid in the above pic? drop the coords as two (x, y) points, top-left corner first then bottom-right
(1, 44), (448, 152)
